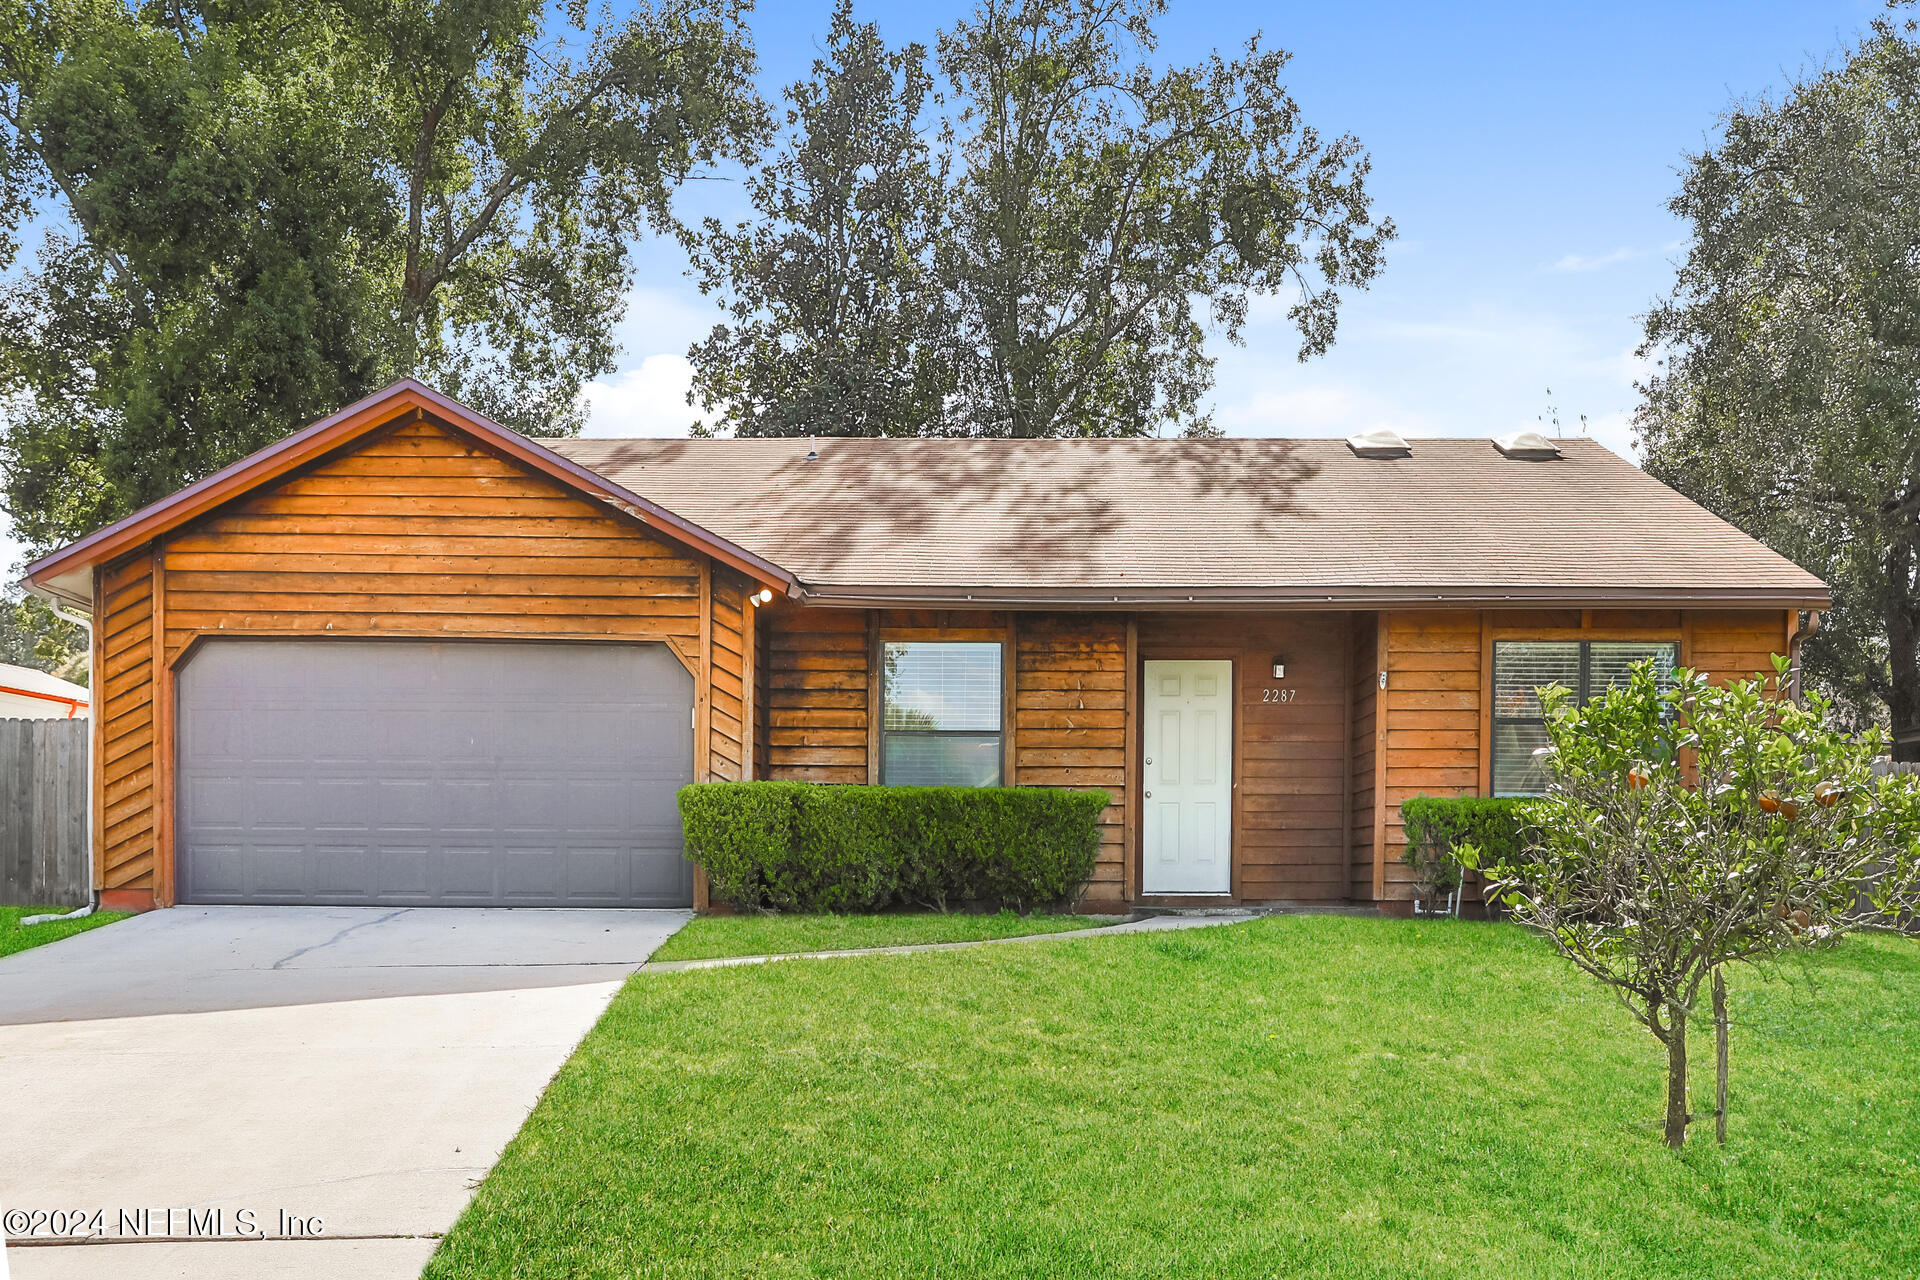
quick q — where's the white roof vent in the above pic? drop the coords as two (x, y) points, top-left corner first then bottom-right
(1493, 430), (1562, 460)
(1345, 428), (1411, 459)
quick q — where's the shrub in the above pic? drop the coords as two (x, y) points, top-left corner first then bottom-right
(1400, 795), (1535, 893)
(676, 782), (1110, 913)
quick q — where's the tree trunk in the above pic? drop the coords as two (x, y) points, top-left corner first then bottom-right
(1664, 1005), (1690, 1148)
(1886, 543), (1920, 762)
(1712, 967), (1729, 1146)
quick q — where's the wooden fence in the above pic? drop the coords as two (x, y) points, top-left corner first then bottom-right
(0, 717), (89, 908)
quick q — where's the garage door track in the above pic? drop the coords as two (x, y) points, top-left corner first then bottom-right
(0, 906), (688, 1279)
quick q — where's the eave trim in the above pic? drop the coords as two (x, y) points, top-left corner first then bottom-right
(794, 583), (1833, 611)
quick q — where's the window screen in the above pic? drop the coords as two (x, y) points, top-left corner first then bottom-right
(1491, 640), (1679, 796)
(880, 642), (1003, 786)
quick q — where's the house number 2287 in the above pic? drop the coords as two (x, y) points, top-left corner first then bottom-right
(1261, 688), (1296, 704)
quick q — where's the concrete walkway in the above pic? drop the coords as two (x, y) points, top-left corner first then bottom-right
(642, 908), (1273, 972)
(0, 906), (688, 1280)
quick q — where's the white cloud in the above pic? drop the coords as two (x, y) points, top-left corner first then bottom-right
(1601, 343), (1656, 389)
(580, 354), (702, 438)
(1214, 378), (1436, 440)
(607, 285), (718, 357)
(1551, 246), (1640, 273)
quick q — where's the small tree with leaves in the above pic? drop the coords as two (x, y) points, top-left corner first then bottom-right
(1461, 658), (1920, 1148)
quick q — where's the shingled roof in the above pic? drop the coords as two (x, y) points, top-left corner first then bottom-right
(550, 434), (1829, 609)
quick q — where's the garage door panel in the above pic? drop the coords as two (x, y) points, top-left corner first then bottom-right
(372, 844), (433, 899)
(435, 846), (498, 901)
(373, 777), (439, 828)
(314, 844), (375, 896)
(178, 639), (697, 907)
(249, 843), (310, 897)
(563, 779), (627, 833)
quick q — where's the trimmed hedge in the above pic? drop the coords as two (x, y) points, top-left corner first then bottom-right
(1400, 796), (1537, 891)
(676, 782), (1110, 913)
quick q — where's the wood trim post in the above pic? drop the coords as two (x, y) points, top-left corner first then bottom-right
(1123, 618), (1140, 905)
(865, 611), (882, 784)
(696, 559), (712, 784)
(1478, 612), (1494, 798)
(90, 568), (105, 893)
(742, 595), (757, 782)
(1229, 654), (1244, 902)
(150, 543), (175, 907)
(1341, 612), (1355, 894)
(1002, 614), (1019, 786)
(1372, 614), (1391, 901)
(692, 560), (713, 912)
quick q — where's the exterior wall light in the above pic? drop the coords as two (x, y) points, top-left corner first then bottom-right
(753, 588), (774, 605)
(1271, 658), (1286, 679)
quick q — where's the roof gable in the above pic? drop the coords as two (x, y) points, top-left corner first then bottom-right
(23, 381), (797, 608)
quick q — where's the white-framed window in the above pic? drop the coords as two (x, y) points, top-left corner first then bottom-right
(879, 641), (1004, 786)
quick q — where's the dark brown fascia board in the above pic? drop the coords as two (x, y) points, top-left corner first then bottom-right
(21, 378), (802, 611)
(793, 583), (1832, 611)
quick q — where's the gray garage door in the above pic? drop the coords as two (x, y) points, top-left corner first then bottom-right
(177, 639), (696, 907)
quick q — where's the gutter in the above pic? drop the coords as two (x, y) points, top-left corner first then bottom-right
(1787, 608), (1823, 701)
(0, 684), (88, 718)
(794, 584), (1835, 611)
(18, 581), (96, 924)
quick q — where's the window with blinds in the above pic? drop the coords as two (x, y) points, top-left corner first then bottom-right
(1491, 640), (1679, 795)
(880, 641), (1004, 786)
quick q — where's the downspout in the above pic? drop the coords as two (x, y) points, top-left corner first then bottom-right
(19, 583), (96, 925)
(1787, 609), (1822, 703)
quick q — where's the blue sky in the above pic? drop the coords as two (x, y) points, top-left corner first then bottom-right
(586, 0), (1885, 459)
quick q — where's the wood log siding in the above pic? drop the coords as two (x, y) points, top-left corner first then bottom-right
(155, 419), (705, 663)
(1377, 611), (1483, 902)
(1690, 611), (1795, 687)
(708, 569), (748, 781)
(100, 554), (156, 892)
(1012, 615), (1127, 907)
(761, 607), (869, 783)
(1349, 612), (1379, 902)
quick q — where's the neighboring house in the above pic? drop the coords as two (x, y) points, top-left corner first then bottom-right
(0, 662), (88, 720)
(23, 381), (1828, 915)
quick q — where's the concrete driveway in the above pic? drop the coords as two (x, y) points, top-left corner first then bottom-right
(0, 905), (689, 1279)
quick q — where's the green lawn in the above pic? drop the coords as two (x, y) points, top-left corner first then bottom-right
(428, 916), (1920, 1279)
(0, 905), (126, 958)
(651, 909), (1110, 962)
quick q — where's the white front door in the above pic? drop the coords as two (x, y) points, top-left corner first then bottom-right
(1142, 659), (1234, 895)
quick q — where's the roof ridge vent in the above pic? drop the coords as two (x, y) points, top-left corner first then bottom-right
(1492, 430), (1562, 460)
(1346, 428), (1412, 459)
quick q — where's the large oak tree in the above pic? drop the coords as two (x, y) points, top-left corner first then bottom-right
(0, 0), (764, 552)
(1637, 19), (1920, 752)
(687, 0), (1393, 439)
(686, 0), (957, 437)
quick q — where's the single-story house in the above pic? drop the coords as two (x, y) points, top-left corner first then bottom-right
(0, 661), (89, 719)
(24, 380), (1829, 915)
